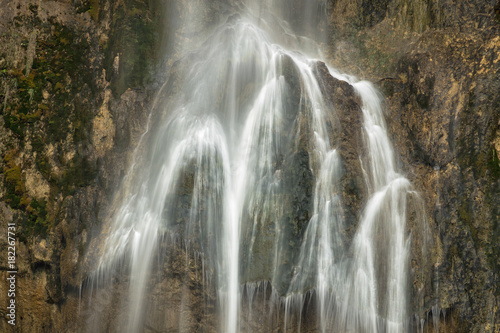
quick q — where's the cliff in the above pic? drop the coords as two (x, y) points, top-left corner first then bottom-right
(0, 0), (498, 332)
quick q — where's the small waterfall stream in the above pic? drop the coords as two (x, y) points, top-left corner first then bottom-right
(84, 1), (429, 332)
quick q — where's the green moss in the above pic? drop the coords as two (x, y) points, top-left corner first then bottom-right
(5, 166), (23, 193)
(75, 0), (100, 21)
(3, 149), (24, 209)
(2, 20), (94, 142)
(27, 199), (49, 236)
(104, 0), (163, 96)
(489, 191), (500, 288)
(2, 148), (51, 235)
(59, 154), (97, 196)
(487, 147), (500, 180)
(1, 16), (99, 238)
(460, 146), (500, 180)
(485, 147), (500, 279)
(359, 0), (390, 28)
(3, 111), (24, 138)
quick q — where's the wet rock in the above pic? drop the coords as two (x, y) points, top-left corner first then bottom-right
(313, 61), (366, 238)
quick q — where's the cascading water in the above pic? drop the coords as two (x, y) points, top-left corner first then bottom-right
(83, 1), (429, 332)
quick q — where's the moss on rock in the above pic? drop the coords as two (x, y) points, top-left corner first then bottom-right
(104, 0), (164, 97)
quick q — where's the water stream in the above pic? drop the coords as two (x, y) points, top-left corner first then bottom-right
(85, 1), (427, 332)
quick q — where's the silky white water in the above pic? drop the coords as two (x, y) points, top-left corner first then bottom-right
(85, 1), (427, 332)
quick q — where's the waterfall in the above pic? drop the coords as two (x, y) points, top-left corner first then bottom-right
(84, 1), (427, 332)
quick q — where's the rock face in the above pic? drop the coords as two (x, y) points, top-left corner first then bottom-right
(387, 33), (500, 331)
(0, 0), (498, 332)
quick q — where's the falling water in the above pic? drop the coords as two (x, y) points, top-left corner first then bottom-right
(84, 1), (428, 332)
(341, 81), (413, 333)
